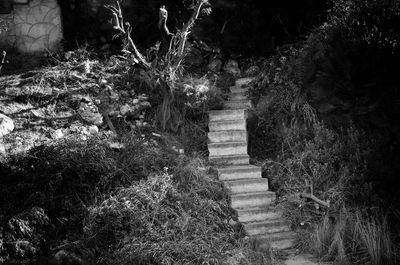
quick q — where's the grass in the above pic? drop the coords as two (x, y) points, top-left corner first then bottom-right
(312, 209), (398, 265)
(0, 131), (274, 265)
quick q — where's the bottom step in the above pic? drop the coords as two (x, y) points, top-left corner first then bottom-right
(254, 231), (296, 250)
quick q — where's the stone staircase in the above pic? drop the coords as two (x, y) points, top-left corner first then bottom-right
(207, 77), (295, 250)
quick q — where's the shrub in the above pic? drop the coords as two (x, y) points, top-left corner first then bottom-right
(0, 132), (177, 264)
(247, 45), (316, 160)
(264, 122), (381, 227)
(82, 157), (239, 265)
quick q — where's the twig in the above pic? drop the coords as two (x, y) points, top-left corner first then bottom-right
(300, 193), (330, 208)
(0, 51), (6, 73)
(103, 112), (118, 137)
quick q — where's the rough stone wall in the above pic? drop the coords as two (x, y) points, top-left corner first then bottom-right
(0, 0), (63, 53)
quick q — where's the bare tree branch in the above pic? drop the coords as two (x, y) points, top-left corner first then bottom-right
(177, 0), (208, 57)
(106, 1), (150, 68)
(300, 193), (330, 208)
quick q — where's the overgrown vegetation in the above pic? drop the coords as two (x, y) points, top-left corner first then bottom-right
(0, 1), (269, 264)
(248, 0), (400, 263)
(1, 132), (273, 264)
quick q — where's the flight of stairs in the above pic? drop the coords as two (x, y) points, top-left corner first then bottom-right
(207, 77), (295, 250)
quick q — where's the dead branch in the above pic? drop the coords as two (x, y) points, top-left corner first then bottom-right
(300, 193), (330, 208)
(158, 5), (174, 57)
(177, 0), (208, 57)
(105, 1), (150, 68)
(0, 51), (6, 73)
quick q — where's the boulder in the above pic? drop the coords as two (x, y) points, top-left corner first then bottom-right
(0, 113), (14, 137)
(224, 59), (241, 76)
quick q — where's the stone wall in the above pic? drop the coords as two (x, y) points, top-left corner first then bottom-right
(0, 0), (63, 53)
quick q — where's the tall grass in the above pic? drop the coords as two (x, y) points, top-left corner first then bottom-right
(313, 209), (398, 265)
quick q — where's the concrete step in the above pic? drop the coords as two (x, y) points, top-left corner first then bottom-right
(209, 154), (250, 166)
(235, 77), (255, 87)
(226, 178), (269, 194)
(208, 141), (247, 157)
(244, 219), (291, 236)
(209, 119), (246, 132)
(208, 130), (247, 143)
(224, 100), (251, 109)
(236, 207), (282, 223)
(217, 165), (261, 181)
(230, 86), (247, 94)
(230, 92), (247, 101)
(255, 231), (296, 250)
(209, 109), (246, 122)
(231, 191), (276, 209)
(270, 239), (295, 250)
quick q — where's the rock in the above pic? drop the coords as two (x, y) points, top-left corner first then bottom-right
(88, 125), (99, 134)
(224, 59), (241, 76)
(208, 59), (223, 72)
(51, 129), (64, 139)
(245, 65), (260, 76)
(0, 113), (14, 137)
(78, 98), (103, 126)
(5, 87), (22, 96)
(109, 142), (125, 150)
(0, 102), (34, 115)
(21, 85), (53, 96)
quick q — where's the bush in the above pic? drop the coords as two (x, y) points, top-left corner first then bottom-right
(0, 133), (177, 264)
(249, 1), (400, 261)
(266, 122), (375, 212)
(247, 45), (316, 160)
(82, 157), (240, 265)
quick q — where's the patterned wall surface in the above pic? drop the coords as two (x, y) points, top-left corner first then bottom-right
(0, 0), (63, 53)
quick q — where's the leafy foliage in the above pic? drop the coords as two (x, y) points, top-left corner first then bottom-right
(266, 122), (378, 225)
(329, 0), (400, 52)
(248, 45), (316, 160)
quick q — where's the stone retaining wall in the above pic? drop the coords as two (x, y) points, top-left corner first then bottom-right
(0, 0), (63, 53)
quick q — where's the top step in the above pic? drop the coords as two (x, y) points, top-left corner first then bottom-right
(235, 77), (255, 87)
(209, 109), (246, 122)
